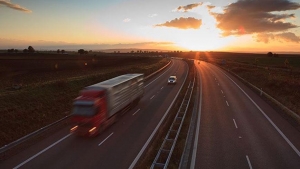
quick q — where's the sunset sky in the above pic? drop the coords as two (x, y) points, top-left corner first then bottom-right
(1, 0), (300, 52)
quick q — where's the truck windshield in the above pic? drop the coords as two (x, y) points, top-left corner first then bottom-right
(72, 104), (96, 116)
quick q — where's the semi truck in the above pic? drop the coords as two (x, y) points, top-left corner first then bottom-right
(70, 74), (144, 136)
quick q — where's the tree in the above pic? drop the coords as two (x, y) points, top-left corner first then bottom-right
(78, 49), (85, 55)
(23, 49), (28, 53)
(7, 49), (14, 53)
(57, 49), (60, 54)
(61, 50), (65, 54)
(28, 46), (35, 53)
(267, 52), (273, 57)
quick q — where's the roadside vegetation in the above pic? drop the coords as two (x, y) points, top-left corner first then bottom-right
(0, 53), (169, 147)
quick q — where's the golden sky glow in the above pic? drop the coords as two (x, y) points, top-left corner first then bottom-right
(0, 0), (300, 52)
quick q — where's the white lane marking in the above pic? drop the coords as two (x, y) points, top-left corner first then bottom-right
(150, 95), (155, 100)
(221, 90), (223, 94)
(132, 109), (140, 116)
(220, 69), (300, 157)
(218, 83), (220, 86)
(14, 133), (72, 169)
(98, 132), (114, 146)
(191, 67), (203, 169)
(246, 155), (253, 169)
(233, 119), (238, 128)
(161, 87), (164, 90)
(129, 61), (189, 169)
(144, 61), (173, 88)
(226, 101), (229, 106)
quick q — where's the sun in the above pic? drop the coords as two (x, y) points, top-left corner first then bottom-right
(174, 29), (235, 51)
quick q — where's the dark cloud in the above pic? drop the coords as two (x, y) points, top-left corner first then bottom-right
(177, 3), (203, 12)
(207, 5), (215, 10)
(155, 17), (202, 29)
(276, 32), (300, 42)
(211, 0), (300, 36)
(0, 0), (32, 13)
(256, 32), (300, 43)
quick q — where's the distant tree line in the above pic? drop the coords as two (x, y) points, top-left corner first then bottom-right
(23, 46), (35, 53)
(78, 49), (89, 55)
(57, 49), (66, 54)
(7, 46), (36, 53)
(7, 49), (19, 53)
(267, 52), (279, 57)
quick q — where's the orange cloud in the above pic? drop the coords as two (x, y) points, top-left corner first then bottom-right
(0, 0), (32, 13)
(155, 17), (202, 29)
(177, 3), (203, 12)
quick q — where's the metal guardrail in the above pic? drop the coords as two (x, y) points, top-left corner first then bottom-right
(0, 60), (172, 160)
(151, 78), (195, 169)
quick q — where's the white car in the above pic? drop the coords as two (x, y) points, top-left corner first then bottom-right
(168, 76), (177, 84)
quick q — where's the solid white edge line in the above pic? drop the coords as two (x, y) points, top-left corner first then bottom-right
(221, 90), (223, 94)
(190, 64), (203, 169)
(219, 66), (300, 157)
(98, 132), (114, 146)
(132, 109), (140, 116)
(226, 101), (229, 106)
(13, 133), (72, 169)
(144, 61), (174, 88)
(233, 119), (238, 128)
(128, 61), (189, 169)
(150, 95), (155, 100)
(246, 155), (253, 169)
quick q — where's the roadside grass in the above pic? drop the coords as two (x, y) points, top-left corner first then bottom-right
(0, 55), (169, 147)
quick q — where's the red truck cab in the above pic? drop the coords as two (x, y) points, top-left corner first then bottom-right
(70, 89), (107, 136)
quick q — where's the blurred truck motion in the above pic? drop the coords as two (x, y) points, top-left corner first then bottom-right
(70, 74), (144, 136)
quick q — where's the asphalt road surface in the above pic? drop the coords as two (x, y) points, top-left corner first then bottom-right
(191, 61), (300, 169)
(0, 59), (189, 169)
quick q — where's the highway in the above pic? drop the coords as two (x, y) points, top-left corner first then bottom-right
(2, 59), (300, 169)
(191, 61), (300, 169)
(0, 59), (189, 169)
